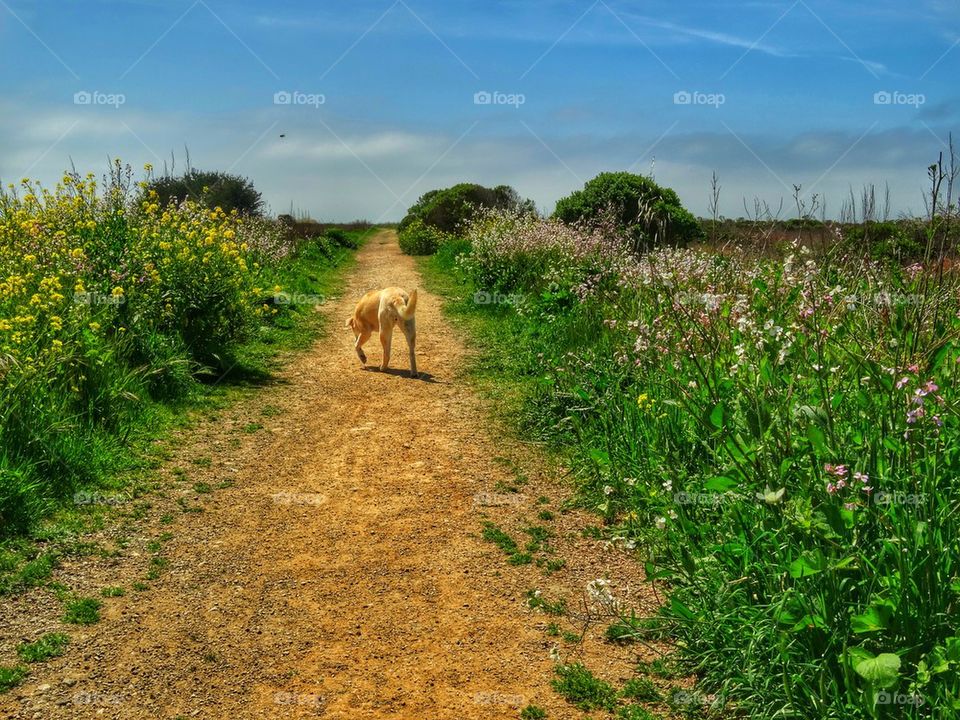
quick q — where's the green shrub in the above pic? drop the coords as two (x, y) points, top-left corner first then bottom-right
(843, 221), (926, 263)
(398, 219), (450, 256)
(145, 169), (264, 215)
(398, 183), (535, 236)
(553, 171), (703, 250)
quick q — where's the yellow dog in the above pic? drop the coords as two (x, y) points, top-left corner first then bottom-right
(346, 287), (418, 377)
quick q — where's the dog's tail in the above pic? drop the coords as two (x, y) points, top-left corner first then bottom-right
(394, 288), (418, 321)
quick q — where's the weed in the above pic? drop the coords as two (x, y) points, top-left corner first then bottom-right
(551, 663), (617, 712)
(17, 633), (69, 663)
(0, 665), (28, 693)
(63, 597), (101, 625)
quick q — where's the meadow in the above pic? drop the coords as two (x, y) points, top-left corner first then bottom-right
(420, 205), (960, 718)
(0, 162), (361, 544)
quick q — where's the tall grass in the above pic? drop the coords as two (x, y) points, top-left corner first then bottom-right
(436, 207), (960, 718)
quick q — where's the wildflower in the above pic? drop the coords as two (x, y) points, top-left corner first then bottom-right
(662, 479), (672, 492)
(655, 517), (667, 530)
(602, 485), (614, 496)
(844, 502), (856, 511)
(755, 486), (786, 505)
(853, 472), (869, 484)
(111, 286), (125, 298)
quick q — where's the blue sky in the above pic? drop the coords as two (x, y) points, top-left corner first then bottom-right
(1, 0), (957, 220)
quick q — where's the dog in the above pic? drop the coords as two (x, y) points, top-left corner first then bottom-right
(346, 287), (418, 377)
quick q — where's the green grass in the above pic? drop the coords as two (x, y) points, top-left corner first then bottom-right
(0, 664), (28, 693)
(101, 586), (125, 597)
(620, 677), (660, 702)
(17, 633), (69, 663)
(526, 589), (566, 616)
(520, 706), (548, 720)
(551, 663), (617, 712)
(62, 596), (102, 625)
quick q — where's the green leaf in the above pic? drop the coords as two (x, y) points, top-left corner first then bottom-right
(669, 597), (696, 621)
(854, 652), (901, 688)
(704, 476), (736, 492)
(709, 403), (726, 430)
(588, 449), (610, 468)
(851, 604), (893, 633)
(945, 637), (960, 663)
(789, 550), (826, 579)
(806, 425), (827, 454)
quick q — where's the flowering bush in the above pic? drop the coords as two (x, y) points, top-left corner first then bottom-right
(0, 163), (297, 535)
(447, 210), (960, 718)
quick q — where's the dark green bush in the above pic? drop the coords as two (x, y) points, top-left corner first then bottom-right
(146, 170), (264, 216)
(553, 171), (703, 250)
(842, 221), (926, 263)
(398, 183), (535, 237)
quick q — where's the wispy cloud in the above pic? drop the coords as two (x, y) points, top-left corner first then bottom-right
(618, 13), (794, 57)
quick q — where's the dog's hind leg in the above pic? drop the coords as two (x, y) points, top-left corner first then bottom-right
(402, 318), (417, 377)
(355, 330), (371, 365)
(379, 325), (393, 371)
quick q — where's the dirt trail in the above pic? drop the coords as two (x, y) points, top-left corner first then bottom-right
(3, 230), (583, 719)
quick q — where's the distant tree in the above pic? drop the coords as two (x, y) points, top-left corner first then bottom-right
(553, 171), (704, 250)
(398, 183), (536, 235)
(146, 170), (264, 216)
